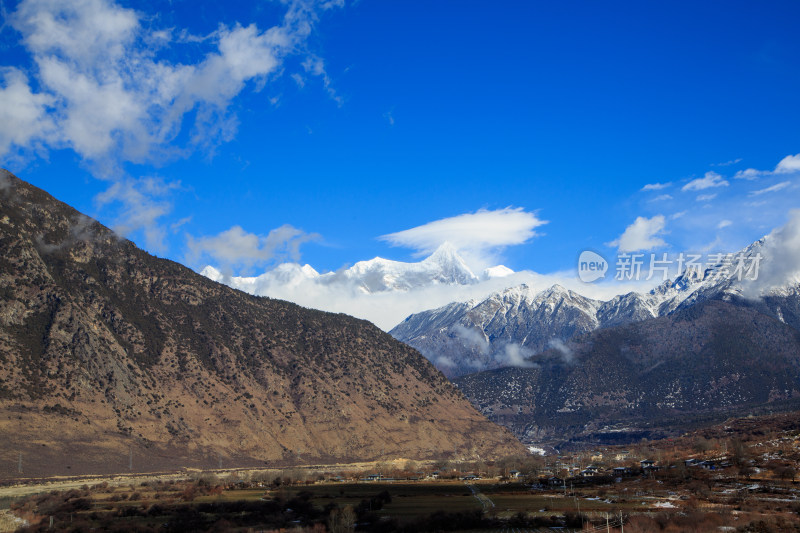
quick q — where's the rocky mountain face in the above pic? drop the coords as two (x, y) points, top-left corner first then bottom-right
(390, 284), (603, 377)
(454, 298), (800, 450)
(391, 238), (799, 378)
(392, 235), (800, 448)
(0, 171), (525, 477)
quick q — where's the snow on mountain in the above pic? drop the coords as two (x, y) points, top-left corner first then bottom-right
(201, 263), (321, 293)
(201, 242), (499, 296)
(392, 235), (800, 377)
(391, 283), (604, 377)
(198, 243), (527, 330)
(340, 242), (481, 293)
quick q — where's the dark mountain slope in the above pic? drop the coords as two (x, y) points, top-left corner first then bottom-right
(454, 299), (800, 449)
(0, 170), (524, 477)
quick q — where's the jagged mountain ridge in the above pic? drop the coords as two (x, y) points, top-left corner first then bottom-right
(202, 241), (514, 296)
(453, 297), (800, 449)
(391, 237), (798, 377)
(390, 284), (602, 377)
(0, 170), (525, 477)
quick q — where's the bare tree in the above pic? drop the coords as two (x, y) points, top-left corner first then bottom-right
(328, 505), (356, 533)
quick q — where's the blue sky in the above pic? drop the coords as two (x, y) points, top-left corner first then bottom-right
(2, 0), (800, 282)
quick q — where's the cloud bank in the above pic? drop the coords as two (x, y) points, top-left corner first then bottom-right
(742, 209), (800, 298)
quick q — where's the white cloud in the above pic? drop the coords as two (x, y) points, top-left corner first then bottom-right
(499, 343), (536, 368)
(649, 194), (673, 202)
(94, 176), (181, 252)
(0, 68), (54, 158)
(3, 0), (340, 250)
(735, 153), (800, 180)
(712, 158), (742, 167)
(380, 207), (546, 269)
(7, 0), (302, 166)
(717, 220), (732, 229)
(641, 182), (671, 191)
(750, 181), (792, 196)
(301, 55), (342, 106)
(607, 215), (667, 252)
(547, 338), (575, 364)
(186, 224), (320, 272)
(734, 168), (761, 180)
(775, 154), (800, 174)
(682, 171), (729, 192)
(696, 193), (717, 202)
(742, 209), (800, 297)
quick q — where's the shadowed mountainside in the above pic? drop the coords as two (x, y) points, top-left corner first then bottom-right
(0, 170), (525, 477)
(454, 299), (800, 449)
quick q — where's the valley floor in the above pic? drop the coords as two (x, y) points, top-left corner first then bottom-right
(2, 470), (799, 532)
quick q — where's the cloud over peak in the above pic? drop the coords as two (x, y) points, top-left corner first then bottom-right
(380, 207), (547, 268)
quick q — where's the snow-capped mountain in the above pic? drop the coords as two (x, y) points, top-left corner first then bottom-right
(390, 283), (603, 377)
(201, 242), (505, 296)
(391, 235), (800, 377)
(202, 262), (321, 293)
(339, 242), (481, 292)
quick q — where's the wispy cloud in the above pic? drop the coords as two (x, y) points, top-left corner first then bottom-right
(607, 215), (667, 252)
(301, 55), (343, 106)
(712, 158), (742, 167)
(682, 171), (729, 192)
(696, 193), (717, 202)
(94, 176), (181, 252)
(750, 180), (792, 196)
(648, 194), (673, 202)
(641, 182), (671, 191)
(380, 207), (547, 269)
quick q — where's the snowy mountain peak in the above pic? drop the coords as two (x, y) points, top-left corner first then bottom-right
(420, 242), (479, 281)
(391, 231), (800, 376)
(424, 241), (462, 263)
(342, 243), (479, 293)
(540, 283), (569, 296)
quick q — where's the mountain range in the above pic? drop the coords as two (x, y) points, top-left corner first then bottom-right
(390, 233), (800, 448)
(202, 241), (514, 296)
(0, 170), (525, 477)
(391, 238), (797, 377)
